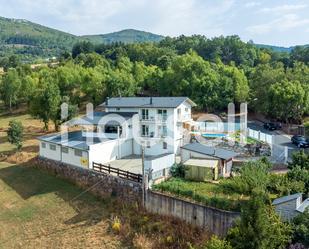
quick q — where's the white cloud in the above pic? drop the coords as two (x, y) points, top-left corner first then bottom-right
(259, 4), (306, 13)
(244, 2), (261, 8)
(1, 0), (309, 46)
(247, 13), (309, 34)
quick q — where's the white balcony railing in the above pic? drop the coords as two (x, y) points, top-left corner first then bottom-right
(82, 131), (120, 139)
(140, 114), (167, 123)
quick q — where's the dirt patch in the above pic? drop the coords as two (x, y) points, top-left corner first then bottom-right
(5, 151), (37, 164)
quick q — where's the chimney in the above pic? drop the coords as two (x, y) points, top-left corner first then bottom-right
(106, 97), (109, 106)
(150, 97), (153, 105)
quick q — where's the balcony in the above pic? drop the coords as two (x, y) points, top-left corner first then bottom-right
(140, 132), (167, 139)
(140, 115), (167, 123)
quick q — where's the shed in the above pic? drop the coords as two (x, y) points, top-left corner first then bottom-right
(181, 143), (237, 180)
(272, 193), (309, 221)
(183, 158), (219, 181)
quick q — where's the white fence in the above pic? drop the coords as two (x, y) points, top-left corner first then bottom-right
(247, 128), (273, 145)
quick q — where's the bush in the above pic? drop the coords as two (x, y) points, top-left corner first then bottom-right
(287, 167), (309, 194)
(288, 150), (309, 170)
(204, 236), (232, 249)
(291, 210), (309, 247)
(7, 120), (23, 150)
(170, 163), (186, 178)
(267, 174), (305, 196)
(223, 159), (271, 195)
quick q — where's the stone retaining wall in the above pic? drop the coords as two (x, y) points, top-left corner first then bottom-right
(34, 157), (142, 203)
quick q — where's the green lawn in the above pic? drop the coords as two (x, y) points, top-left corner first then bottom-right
(153, 178), (249, 211)
(0, 162), (209, 248)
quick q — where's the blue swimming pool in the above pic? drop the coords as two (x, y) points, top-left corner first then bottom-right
(202, 133), (227, 138)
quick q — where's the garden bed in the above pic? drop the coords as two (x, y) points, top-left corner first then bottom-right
(153, 177), (249, 211)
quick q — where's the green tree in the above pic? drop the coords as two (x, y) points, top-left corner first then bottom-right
(268, 80), (306, 122)
(7, 120), (23, 151)
(51, 96), (78, 131)
(226, 159), (271, 195)
(292, 209), (309, 247)
(0, 68), (22, 110)
(288, 150), (309, 170)
(204, 236), (232, 249)
(72, 41), (94, 58)
(227, 191), (292, 249)
(29, 72), (61, 130)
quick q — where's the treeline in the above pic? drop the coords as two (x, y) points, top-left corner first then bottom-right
(1, 35), (309, 129)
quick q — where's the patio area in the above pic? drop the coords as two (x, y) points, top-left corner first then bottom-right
(108, 155), (143, 174)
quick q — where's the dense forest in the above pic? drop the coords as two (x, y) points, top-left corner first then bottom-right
(1, 34), (309, 129)
(0, 17), (163, 61)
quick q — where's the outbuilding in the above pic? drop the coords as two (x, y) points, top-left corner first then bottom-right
(180, 143), (237, 181)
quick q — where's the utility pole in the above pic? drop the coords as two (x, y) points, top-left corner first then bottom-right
(141, 146), (145, 207)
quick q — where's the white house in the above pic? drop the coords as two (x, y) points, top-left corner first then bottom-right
(38, 97), (197, 179)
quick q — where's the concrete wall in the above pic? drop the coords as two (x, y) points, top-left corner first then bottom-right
(144, 153), (175, 178)
(39, 141), (61, 161)
(146, 190), (240, 237)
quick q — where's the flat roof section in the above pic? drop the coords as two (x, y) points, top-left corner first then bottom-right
(38, 131), (112, 150)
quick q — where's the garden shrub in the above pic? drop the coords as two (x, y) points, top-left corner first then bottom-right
(170, 163), (186, 178)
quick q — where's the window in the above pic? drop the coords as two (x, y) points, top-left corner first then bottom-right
(141, 125), (149, 136)
(41, 142), (46, 148)
(158, 125), (167, 137)
(116, 107), (120, 111)
(62, 147), (69, 154)
(146, 141), (151, 148)
(74, 149), (83, 157)
(141, 109), (149, 120)
(49, 144), (56, 151)
(157, 109), (167, 120)
(185, 108), (188, 112)
(163, 142), (167, 149)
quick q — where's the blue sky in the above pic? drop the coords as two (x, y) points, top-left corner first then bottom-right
(0, 0), (309, 46)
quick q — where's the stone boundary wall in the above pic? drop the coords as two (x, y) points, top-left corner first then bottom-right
(34, 157), (142, 203)
(34, 157), (239, 236)
(146, 190), (240, 236)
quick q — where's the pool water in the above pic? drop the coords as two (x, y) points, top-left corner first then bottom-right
(202, 133), (227, 138)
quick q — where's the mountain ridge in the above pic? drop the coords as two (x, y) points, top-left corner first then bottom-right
(0, 16), (307, 60)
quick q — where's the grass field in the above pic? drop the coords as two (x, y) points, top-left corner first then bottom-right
(153, 178), (248, 211)
(0, 162), (209, 249)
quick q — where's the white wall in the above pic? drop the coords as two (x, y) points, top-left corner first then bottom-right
(88, 140), (118, 167)
(145, 153), (175, 173)
(62, 147), (89, 168)
(39, 142), (61, 161)
(88, 138), (134, 168)
(118, 139), (134, 158)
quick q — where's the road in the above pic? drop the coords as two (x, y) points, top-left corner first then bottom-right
(247, 121), (305, 162)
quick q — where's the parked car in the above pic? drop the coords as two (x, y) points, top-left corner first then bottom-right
(263, 122), (281, 131)
(291, 135), (309, 148)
